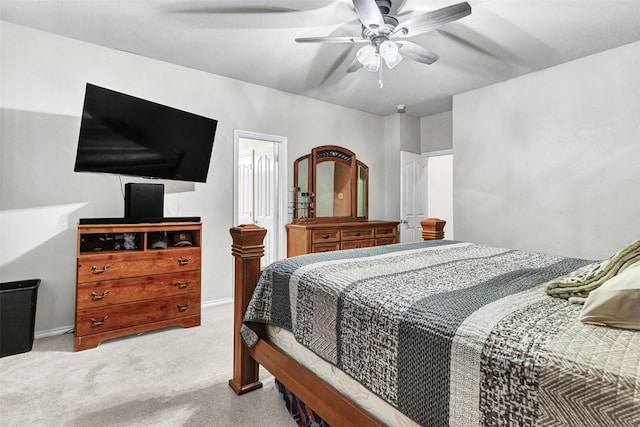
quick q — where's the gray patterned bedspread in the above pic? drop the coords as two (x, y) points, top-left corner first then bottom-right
(242, 241), (640, 426)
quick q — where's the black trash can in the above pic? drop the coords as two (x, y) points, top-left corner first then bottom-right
(0, 279), (41, 357)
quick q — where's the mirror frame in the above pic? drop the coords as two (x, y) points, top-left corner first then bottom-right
(356, 160), (368, 219)
(292, 154), (312, 219)
(292, 145), (368, 223)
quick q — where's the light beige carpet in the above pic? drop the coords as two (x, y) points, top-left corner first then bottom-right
(0, 303), (296, 426)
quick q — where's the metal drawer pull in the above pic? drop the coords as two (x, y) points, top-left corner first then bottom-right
(91, 264), (110, 274)
(322, 248), (329, 252)
(177, 257), (192, 266)
(90, 290), (109, 300)
(355, 232), (361, 236)
(381, 230), (389, 234)
(90, 316), (109, 326)
(322, 235), (330, 239)
(177, 302), (191, 312)
(176, 280), (191, 289)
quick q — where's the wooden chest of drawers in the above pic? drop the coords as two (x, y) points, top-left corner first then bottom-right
(75, 222), (202, 351)
(286, 220), (399, 257)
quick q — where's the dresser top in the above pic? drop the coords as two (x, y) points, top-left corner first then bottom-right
(286, 220), (399, 230)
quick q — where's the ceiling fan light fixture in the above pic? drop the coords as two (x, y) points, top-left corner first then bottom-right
(356, 45), (380, 72)
(379, 40), (402, 69)
(295, 1), (472, 80)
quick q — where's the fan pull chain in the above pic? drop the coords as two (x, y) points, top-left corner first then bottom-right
(378, 66), (384, 89)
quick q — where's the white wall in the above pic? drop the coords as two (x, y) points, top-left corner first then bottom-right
(383, 113), (421, 220)
(453, 41), (640, 259)
(0, 22), (390, 333)
(421, 112), (454, 238)
(421, 111), (452, 153)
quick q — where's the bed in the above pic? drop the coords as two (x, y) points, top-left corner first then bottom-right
(229, 224), (640, 426)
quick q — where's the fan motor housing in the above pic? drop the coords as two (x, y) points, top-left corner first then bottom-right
(375, 0), (392, 15)
(382, 15), (398, 26)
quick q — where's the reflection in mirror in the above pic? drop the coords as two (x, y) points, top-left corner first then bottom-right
(316, 161), (351, 217)
(316, 161), (333, 217)
(295, 156), (311, 219)
(357, 163), (367, 218)
(298, 157), (308, 193)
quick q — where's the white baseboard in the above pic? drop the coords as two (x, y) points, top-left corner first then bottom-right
(35, 325), (74, 339)
(201, 297), (232, 308)
(34, 298), (234, 338)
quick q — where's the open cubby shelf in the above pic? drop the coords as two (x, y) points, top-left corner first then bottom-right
(77, 223), (201, 254)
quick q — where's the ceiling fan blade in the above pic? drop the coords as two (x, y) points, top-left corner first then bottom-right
(392, 2), (471, 38)
(295, 36), (367, 43)
(437, 28), (498, 59)
(352, 0), (384, 30)
(318, 46), (360, 82)
(166, 1), (335, 14)
(170, 7), (297, 14)
(346, 57), (364, 73)
(397, 41), (440, 64)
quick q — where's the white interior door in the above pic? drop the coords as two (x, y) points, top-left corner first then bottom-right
(400, 151), (428, 243)
(253, 143), (276, 266)
(238, 151), (254, 225)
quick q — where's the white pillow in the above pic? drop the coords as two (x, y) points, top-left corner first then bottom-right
(580, 263), (640, 330)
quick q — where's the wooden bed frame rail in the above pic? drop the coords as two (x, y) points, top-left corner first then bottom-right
(229, 219), (445, 426)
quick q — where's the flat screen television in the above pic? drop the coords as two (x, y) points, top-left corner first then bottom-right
(74, 83), (217, 183)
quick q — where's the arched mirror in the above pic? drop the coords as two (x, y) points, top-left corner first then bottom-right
(292, 145), (368, 222)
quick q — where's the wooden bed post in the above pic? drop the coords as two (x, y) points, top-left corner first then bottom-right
(229, 224), (267, 395)
(421, 217), (446, 240)
(226, 224), (390, 426)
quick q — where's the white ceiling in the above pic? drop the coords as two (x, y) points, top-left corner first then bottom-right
(2, 0), (640, 117)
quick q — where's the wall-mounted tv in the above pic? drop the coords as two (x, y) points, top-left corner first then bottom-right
(74, 83), (217, 183)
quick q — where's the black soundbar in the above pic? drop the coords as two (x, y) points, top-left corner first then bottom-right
(79, 217), (201, 225)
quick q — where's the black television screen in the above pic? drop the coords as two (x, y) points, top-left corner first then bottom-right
(74, 83), (217, 183)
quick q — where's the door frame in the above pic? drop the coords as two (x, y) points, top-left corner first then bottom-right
(233, 129), (288, 263)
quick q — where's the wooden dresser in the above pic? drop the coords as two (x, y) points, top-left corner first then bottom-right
(74, 222), (202, 351)
(286, 220), (399, 257)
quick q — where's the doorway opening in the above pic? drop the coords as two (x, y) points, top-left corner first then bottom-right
(400, 150), (453, 243)
(233, 130), (287, 267)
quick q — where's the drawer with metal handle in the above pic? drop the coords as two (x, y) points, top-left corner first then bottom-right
(341, 228), (374, 240)
(311, 242), (341, 253)
(75, 293), (201, 336)
(76, 271), (201, 309)
(310, 229), (340, 243)
(375, 226), (397, 238)
(341, 239), (374, 250)
(77, 248), (201, 283)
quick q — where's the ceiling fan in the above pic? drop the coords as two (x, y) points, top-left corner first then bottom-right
(295, 0), (471, 78)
